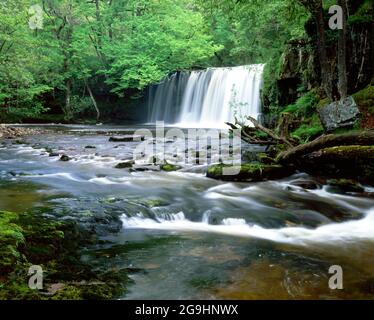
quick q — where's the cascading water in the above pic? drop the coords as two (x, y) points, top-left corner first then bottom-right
(147, 64), (265, 128)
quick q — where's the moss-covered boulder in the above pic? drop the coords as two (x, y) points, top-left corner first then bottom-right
(207, 163), (295, 182)
(299, 145), (374, 184)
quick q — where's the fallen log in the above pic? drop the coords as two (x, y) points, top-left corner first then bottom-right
(291, 145), (374, 184)
(277, 131), (374, 163)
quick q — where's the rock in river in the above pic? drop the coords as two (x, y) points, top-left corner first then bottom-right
(207, 163), (295, 182)
(59, 154), (71, 162)
(115, 160), (135, 169)
(109, 135), (145, 142)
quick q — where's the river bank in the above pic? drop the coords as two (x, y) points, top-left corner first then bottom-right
(0, 124), (42, 140)
(0, 208), (129, 300)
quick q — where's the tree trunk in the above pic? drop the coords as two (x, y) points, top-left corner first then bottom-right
(315, 1), (334, 101)
(337, 0), (348, 99)
(95, 0), (102, 50)
(65, 78), (72, 120)
(371, 0), (374, 80)
(277, 131), (374, 163)
(86, 81), (100, 121)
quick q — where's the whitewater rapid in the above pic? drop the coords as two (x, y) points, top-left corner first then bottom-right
(121, 208), (374, 246)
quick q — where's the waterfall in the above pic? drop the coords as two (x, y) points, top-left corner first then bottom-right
(147, 64), (265, 128)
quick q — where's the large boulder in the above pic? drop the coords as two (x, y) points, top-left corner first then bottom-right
(318, 96), (360, 132)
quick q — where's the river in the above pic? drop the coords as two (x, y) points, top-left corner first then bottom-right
(1, 124), (373, 299)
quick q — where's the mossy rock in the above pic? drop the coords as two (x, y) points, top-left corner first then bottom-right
(300, 145), (374, 184)
(141, 198), (169, 208)
(327, 179), (365, 193)
(207, 163), (295, 182)
(0, 210), (129, 300)
(160, 163), (182, 172)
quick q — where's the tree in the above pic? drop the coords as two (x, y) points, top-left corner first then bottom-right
(42, 0), (78, 120)
(0, 0), (51, 122)
(100, 0), (221, 94)
(297, 0), (333, 101)
(337, 0), (348, 100)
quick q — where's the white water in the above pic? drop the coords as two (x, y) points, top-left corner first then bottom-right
(147, 65), (264, 128)
(121, 208), (374, 247)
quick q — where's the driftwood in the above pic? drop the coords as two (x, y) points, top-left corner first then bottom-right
(229, 116), (296, 147)
(278, 131), (374, 163)
(246, 116), (296, 148)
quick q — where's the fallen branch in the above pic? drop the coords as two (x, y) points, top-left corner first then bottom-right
(225, 122), (277, 145)
(246, 116), (295, 148)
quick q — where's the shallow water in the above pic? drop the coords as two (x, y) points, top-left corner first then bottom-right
(1, 124), (374, 299)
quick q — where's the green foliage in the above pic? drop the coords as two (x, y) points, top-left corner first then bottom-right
(69, 96), (93, 117)
(291, 123), (324, 143)
(0, 1), (52, 122)
(0, 0), (223, 121)
(0, 212), (25, 274)
(284, 91), (319, 117)
(291, 114), (324, 143)
(101, 0), (220, 93)
(0, 0), (336, 125)
(195, 0), (308, 66)
(353, 84), (374, 115)
(348, 0), (373, 25)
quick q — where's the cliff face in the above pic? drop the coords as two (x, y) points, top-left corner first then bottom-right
(275, 0), (374, 107)
(278, 40), (317, 106)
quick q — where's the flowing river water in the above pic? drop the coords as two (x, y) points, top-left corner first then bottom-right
(1, 124), (374, 299)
